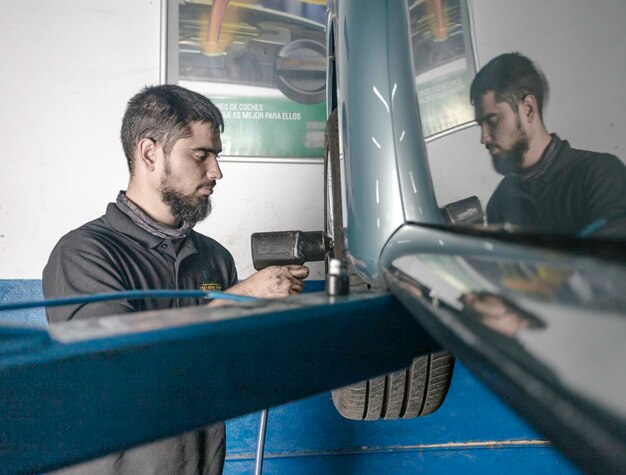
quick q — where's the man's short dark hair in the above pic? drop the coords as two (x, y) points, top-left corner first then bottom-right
(121, 85), (224, 173)
(470, 52), (549, 118)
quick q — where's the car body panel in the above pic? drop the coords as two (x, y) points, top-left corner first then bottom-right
(332, 0), (444, 284)
(380, 223), (626, 473)
(329, 0), (626, 473)
(334, 0), (415, 282)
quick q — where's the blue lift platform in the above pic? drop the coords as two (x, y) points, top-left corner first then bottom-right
(0, 291), (438, 474)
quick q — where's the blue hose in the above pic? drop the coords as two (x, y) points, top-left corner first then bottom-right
(0, 289), (260, 312)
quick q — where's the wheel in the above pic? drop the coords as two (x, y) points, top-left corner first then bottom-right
(324, 108), (455, 420)
(332, 351), (454, 420)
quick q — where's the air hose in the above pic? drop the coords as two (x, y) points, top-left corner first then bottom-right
(0, 289), (259, 312)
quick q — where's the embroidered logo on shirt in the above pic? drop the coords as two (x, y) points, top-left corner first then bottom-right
(200, 282), (222, 291)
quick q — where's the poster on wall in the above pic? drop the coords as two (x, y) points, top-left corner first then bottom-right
(409, 0), (476, 139)
(177, 0), (327, 158)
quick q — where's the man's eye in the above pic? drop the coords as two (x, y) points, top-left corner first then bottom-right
(194, 154), (208, 161)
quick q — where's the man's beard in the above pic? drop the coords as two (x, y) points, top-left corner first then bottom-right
(490, 120), (529, 176)
(159, 165), (212, 225)
(160, 186), (211, 224)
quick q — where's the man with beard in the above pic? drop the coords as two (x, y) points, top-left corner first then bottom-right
(42, 85), (309, 474)
(470, 52), (626, 236)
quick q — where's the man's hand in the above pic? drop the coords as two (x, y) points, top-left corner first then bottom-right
(210, 265), (310, 305)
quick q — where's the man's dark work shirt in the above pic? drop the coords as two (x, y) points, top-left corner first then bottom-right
(487, 135), (626, 236)
(43, 202), (237, 475)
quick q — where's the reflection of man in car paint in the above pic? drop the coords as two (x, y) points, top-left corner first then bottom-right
(461, 291), (545, 338)
(470, 52), (626, 237)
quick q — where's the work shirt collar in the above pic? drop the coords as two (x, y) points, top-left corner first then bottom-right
(514, 134), (569, 183)
(103, 194), (198, 258)
(116, 191), (195, 239)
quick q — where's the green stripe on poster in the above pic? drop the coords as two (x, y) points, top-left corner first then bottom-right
(213, 97), (326, 157)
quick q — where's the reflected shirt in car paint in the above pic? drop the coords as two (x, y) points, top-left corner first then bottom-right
(487, 135), (626, 237)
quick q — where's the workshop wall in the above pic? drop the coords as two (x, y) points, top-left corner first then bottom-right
(1, 0), (625, 279)
(0, 0), (161, 279)
(0, 0), (326, 280)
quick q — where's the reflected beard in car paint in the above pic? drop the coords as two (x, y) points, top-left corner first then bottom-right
(159, 160), (213, 224)
(490, 117), (529, 176)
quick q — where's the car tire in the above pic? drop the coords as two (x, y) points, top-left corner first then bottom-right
(324, 108), (455, 420)
(332, 351), (454, 420)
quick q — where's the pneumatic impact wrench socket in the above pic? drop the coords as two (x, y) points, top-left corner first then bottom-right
(326, 258), (349, 296)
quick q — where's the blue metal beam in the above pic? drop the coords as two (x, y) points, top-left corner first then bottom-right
(0, 291), (439, 474)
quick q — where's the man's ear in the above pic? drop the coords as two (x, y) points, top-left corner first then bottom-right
(136, 138), (159, 172)
(521, 94), (540, 124)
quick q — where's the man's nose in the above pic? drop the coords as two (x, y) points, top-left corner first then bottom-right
(206, 157), (223, 180)
(480, 124), (491, 145)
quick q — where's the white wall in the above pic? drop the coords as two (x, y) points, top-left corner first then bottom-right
(0, 1), (160, 278)
(2, 0), (625, 279)
(0, 0), (325, 279)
